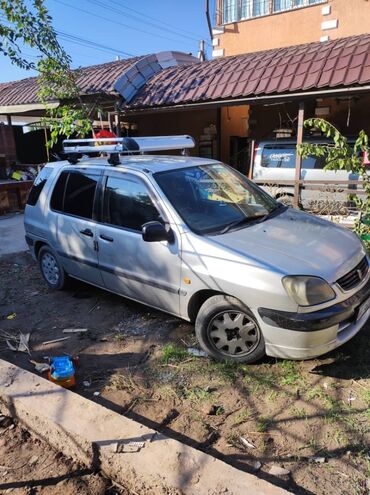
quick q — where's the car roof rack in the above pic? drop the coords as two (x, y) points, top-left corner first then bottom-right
(62, 135), (195, 165)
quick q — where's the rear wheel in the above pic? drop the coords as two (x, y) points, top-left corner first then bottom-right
(38, 246), (68, 290)
(195, 295), (265, 363)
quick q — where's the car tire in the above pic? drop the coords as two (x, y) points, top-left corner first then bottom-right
(195, 295), (265, 364)
(38, 246), (68, 290)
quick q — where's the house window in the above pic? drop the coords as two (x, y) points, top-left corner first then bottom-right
(222, 0), (326, 23)
(223, 0), (238, 23)
(241, 0), (269, 19)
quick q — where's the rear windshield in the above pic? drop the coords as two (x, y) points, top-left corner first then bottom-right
(26, 167), (52, 206)
(261, 145), (326, 169)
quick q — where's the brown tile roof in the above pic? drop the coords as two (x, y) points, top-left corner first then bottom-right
(129, 34), (370, 109)
(0, 57), (142, 107)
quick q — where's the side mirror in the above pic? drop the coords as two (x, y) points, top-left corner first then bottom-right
(142, 221), (173, 243)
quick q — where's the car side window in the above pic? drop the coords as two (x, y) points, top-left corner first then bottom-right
(27, 167), (52, 206)
(104, 176), (161, 231)
(50, 171), (98, 220)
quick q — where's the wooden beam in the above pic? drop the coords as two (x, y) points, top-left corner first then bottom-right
(294, 101), (305, 208)
(248, 140), (255, 180)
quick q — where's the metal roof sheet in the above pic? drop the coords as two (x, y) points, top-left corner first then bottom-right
(1, 34), (370, 112)
(0, 57), (143, 107)
(129, 34), (370, 109)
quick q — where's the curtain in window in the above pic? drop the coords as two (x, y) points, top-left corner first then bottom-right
(273, 0), (292, 12)
(241, 0), (269, 18)
(223, 0), (238, 23)
(241, 0), (252, 19)
(253, 0), (269, 16)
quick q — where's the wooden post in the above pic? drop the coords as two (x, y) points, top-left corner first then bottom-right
(108, 112), (114, 133)
(216, 107), (221, 160)
(114, 103), (121, 137)
(248, 139), (255, 180)
(294, 101), (305, 208)
(6, 114), (12, 127)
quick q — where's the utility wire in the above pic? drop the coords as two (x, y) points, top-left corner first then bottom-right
(91, 0), (208, 44)
(56, 30), (136, 58)
(0, 15), (132, 63)
(52, 0), (198, 49)
(104, 0), (212, 46)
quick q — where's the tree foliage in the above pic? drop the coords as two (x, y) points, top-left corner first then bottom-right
(298, 118), (370, 243)
(0, 0), (93, 146)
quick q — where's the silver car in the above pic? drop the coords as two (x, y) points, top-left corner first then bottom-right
(24, 136), (370, 363)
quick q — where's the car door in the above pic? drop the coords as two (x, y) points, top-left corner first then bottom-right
(50, 169), (103, 286)
(96, 171), (182, 315)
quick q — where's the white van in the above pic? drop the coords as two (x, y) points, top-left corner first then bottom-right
(252, 140), (359, 210)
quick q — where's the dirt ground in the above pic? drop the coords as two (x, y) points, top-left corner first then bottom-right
(0, 417), (129, 495)
(0, 251), (369, 495)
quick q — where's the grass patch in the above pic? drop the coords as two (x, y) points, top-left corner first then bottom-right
(279, 360), (302, 386)
(243, 371), (276, 394)
(108, 372), (137, 391)
(306, 386), (326, 401)
(208, 360), (240, 383)
(360, 388), (370, 405)
(256, 416), (273, 432)
(161, 343), (188, 364)
(233, 408), (252, 425)
(323, 396), (342, 422)
(183, 386), (213, 402)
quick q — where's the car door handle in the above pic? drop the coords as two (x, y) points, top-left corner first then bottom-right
(80, 228), (94, 237)
(100, 234), (114, 242)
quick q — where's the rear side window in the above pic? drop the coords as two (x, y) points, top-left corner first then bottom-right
(261, 145), (325, 169)
(103, 176), (160, 231)
(261, 146), (296, 169)
(50, 171), (98, 219)
(50, 171), (68, 211)
(27, 167), (52, 206)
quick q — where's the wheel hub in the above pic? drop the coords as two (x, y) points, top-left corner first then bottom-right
(41, 253), (60, 285)
(207, 311), (260, 357)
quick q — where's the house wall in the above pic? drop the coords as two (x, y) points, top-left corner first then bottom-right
(0, 123), (16, 167)
(220, 105), (250, 164)
(215, 0), (370, 57)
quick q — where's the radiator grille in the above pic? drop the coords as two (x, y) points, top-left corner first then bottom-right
(336, 257), (369, 291)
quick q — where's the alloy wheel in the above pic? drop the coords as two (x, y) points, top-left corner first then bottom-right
(207, 310), (260, 357)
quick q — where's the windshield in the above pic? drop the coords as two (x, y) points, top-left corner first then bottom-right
(154, 163), (279, 235)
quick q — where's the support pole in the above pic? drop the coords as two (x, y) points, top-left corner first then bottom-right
(216, 107), (221, 160)
(294, 101), (305, 208)
(114, 102), (121, 137)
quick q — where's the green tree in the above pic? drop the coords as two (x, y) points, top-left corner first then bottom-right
(0, 0), (93, 146)
(298, 118), (370, 245)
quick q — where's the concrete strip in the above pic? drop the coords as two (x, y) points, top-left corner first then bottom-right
(0, 213), (27, 256)
(0, 360), (290, 495)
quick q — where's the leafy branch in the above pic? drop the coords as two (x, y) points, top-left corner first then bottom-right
(0, 0), (93, 147)
(298, 118), (370, 244)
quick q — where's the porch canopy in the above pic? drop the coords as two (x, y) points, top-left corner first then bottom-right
(125, 34), (370, 111)
(123, 34), (370, 206)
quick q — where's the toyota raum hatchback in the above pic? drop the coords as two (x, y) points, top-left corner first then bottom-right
(24, 135), (370, 363)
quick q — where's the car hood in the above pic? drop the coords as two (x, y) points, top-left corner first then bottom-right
(207, 208), (365, 282)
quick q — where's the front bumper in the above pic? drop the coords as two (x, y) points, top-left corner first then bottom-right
(257, 278), (370, 360)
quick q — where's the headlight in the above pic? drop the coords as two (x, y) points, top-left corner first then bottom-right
(282, 276), (336, 307)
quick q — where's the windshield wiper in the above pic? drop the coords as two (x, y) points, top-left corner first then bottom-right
(263, 202), (287, 220)
(217, 204), (287, 235)
(218, 215), (266, 235)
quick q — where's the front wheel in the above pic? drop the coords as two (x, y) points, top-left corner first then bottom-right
(195, 295), (265, 364)
(38, 246), (68, 290)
